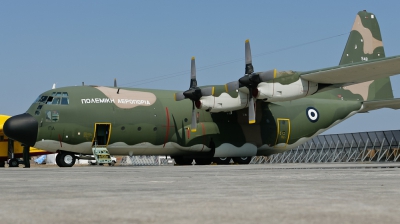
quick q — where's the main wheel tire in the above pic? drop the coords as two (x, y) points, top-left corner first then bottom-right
(9, 158), (19, 167)
(0, 160), (5, 167)
(213, 157), (231, 165)
(56, 152), (76, 167)
(173, 157), (193, 165)
(232, 157), (252, 164)
(56, 153), (62, 166)
(195, 158), (212, 165)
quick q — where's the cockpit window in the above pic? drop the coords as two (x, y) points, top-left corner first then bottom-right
(61, 97), (69, 105)
(33, 95), (40, 103)
(38, 96), (48, 103)
(52, 98), (61, 104)
(46, 96), (54, 104)
(35, 92), (69, 105)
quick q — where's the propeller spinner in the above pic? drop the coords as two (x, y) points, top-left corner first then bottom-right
(174, 57), (214, 132)
(225, 39), (276, 124)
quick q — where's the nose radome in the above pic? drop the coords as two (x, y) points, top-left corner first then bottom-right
(3, 113), (38, 146)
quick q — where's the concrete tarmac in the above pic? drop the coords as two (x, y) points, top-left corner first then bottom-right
(1, 163), (400, 224)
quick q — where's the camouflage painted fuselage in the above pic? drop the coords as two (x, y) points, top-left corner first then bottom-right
(27, 85), (363, 157)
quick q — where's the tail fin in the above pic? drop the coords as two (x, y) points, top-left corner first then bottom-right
(340, 10), (393, 100)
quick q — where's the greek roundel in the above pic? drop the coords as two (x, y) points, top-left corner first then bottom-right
(306, 107), (319, 122)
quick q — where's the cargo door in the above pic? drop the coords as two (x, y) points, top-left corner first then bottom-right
(92, 123), (111, 147)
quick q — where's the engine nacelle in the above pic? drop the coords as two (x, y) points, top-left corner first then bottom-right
(197, 91), (249, 113)
(257, 78), (318, 102)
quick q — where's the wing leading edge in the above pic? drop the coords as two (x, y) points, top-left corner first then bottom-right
(301, 55), (400, 85)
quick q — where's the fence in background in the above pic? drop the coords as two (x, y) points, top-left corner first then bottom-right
(251, 130), (400, 164)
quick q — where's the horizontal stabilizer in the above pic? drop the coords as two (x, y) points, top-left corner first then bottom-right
(359, 98), (400, 113)
(301, 56), (400, 84)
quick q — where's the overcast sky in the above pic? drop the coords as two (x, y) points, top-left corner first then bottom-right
(1, 1), (400, 134)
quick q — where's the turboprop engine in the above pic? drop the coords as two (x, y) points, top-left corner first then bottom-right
(196, 91), (249, 113)
(256, 71), (319, 102)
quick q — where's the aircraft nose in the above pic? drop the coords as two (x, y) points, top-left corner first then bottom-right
(3, 113), (38, 146)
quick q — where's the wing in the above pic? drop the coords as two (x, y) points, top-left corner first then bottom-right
(359, 98), (400, 113)
(301, 55), (400, 84)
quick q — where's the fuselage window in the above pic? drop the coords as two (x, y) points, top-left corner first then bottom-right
(61, 97), (69, 105)
(46, 111), (59, 122)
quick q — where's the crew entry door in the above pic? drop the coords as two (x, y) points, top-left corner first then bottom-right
(275, 119), (290, 146)
(93, 123), (111, 147)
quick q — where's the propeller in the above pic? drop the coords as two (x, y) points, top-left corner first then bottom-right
(114, 78), (117, 87)
(225, 39), (277, 124)
(174, 57), (214, 132)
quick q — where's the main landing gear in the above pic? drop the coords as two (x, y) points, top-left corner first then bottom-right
(56, 151), (76, 167)
(232, 157), (252, 164)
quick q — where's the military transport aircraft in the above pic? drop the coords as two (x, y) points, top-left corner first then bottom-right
(4, 10), (400, 167)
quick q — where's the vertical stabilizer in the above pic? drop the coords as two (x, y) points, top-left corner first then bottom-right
(339, 10), (393, 100)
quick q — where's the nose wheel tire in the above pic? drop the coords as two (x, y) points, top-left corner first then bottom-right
(212, 157), (231, 165)
(8, 158), (19, 167)
(232, 157), (252, 164)
(56, 152), (76, 167)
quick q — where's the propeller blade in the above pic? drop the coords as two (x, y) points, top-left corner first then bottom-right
(200, 86), (214, 96)
(191, 101), (197, 132)
(114, 78), (117, 87)
(248, 97), (256, 124)
(190, 56), (197, 88)
(174, 92), (185, 101)
(245, 39), (254, 75)
(225, 81), (239, 92)
(258, 69), (277, 82)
